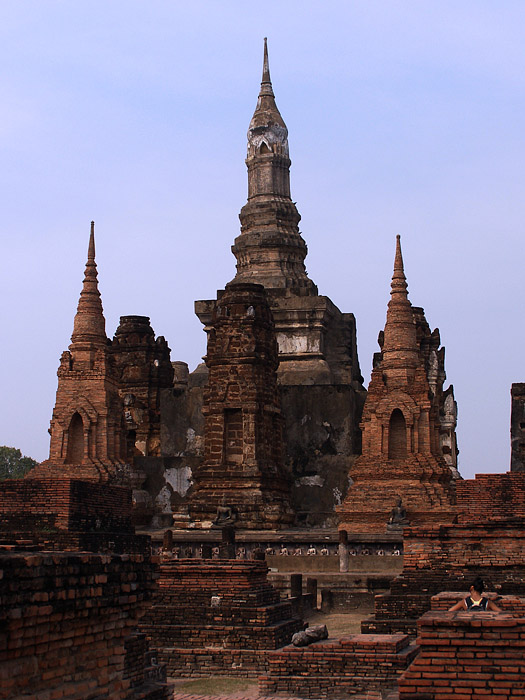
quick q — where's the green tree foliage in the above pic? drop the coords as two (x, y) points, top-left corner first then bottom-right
(0, 446), (37, 480)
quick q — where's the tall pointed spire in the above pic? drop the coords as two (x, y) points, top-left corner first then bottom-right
(247, 38), (289, 166)
(260, 37), (273, 97)
(382, 235), (418, 368)
(230, 39), (316, 292)
(71, 221), (107, 348)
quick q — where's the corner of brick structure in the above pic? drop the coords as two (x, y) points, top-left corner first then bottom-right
(0, 476), (173, 700)
(398, 610), (525, 699)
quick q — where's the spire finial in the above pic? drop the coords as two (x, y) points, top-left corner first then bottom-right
(390, 234), (408, 298)
(88, 220), (95, 262)
(381, 235), (418, 363)
(71, 221), (106, 348)
(259, 37), (274, 97)
(262, 37), (270, 84)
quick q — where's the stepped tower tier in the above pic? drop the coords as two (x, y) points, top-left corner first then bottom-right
(337, 236), (459, 535)
(232, 38), (316, 294)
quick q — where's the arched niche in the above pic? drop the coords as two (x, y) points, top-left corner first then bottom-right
(66, 412), (84, 464)
(388, 408), (407, 459)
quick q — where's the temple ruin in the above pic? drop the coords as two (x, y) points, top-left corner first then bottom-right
(2, 38), (525, 700)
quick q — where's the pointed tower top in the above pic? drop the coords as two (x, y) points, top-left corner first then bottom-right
(391, 234), (408, 299)
(260, 37), (273, 97)
(381, 235), (418, 367)
(247, 38), (288, 158)
(70, 221), (107, 349)
(88, 220), (95, 261)
(231, 39), (316, 294)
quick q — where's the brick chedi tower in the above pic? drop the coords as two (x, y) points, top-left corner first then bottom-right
(337, 236), (458, 534)
(34, 223), (127, 480)
(191, 40), (366, 526)
(189, 282), (294, 529)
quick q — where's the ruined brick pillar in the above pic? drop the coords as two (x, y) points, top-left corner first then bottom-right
(189, 282), (293, 529)
(34, 223), (126, 481)
(337, 236), (458, 534)
(110, 315), (174, 459)
(510, 383), (525, 471)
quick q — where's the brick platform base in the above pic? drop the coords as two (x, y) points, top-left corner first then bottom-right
(259, 633), (418, 698)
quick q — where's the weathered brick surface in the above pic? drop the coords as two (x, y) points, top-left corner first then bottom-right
(338, 237), (457, 535)
(124, 631), (169, 694)
(0, 478), (133, 532)
(189, 283), (293, 528)
(140, 559), (303, 676)
(363, 473), (525, 636)
(0, 473), (171, 699)
(398, 611), (525, 699)
(511, 383), (525, 472)
(0, 478), (149, 553)
(259, 633), (418, 698)
(0, 551), (170, 700)
(456, 472), (525, 522)
(110, 315), (174, 461)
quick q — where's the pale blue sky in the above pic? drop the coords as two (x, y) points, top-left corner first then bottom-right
(1, 2), (524, 479)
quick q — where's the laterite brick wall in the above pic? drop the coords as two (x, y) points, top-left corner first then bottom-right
(0, 478), (133, 533)
(0, 551), (166, 700)
(398, 611), (525, 699)
(456, 471), (525, 522)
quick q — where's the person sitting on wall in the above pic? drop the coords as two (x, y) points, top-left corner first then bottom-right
(448, 577), (502, 612)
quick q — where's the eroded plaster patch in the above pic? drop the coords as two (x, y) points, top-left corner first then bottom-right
(165, 466), (193, 497)
(297, 475), (324, 487)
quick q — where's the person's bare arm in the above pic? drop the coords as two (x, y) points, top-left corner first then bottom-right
(487, 599), (502, 612)
(449, 598), (467, 611)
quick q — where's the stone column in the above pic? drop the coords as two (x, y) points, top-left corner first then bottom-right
(306, 577), (318, 609)
(339, 529), (349, 573)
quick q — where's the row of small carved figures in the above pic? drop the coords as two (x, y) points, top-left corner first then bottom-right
(155, 544), (403, 558)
